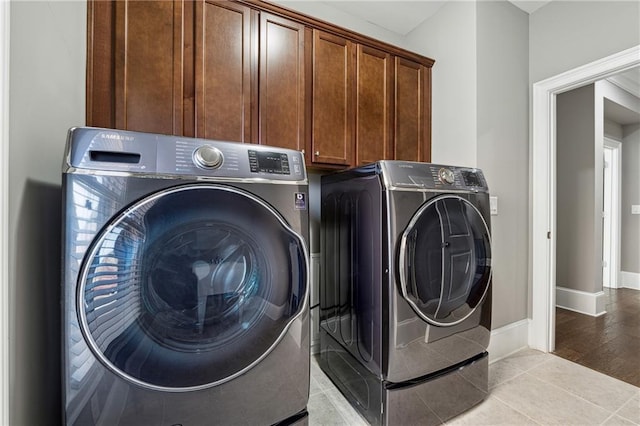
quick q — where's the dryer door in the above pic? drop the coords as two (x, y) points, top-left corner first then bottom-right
(399, 195), (491, 326)
(77, 184), (308, 391)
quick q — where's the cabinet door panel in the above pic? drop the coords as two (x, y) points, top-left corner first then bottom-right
(312, 30), (354, 166)
(394, 57), (430, 162)
(114, 0), (184, 135)
(356, 45), (392, 165)
(259, 13), (306, 152)
(196, 1), (254, 142)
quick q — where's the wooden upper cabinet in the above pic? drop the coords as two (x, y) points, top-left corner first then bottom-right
(195, 1), (255, 142)
(86, 0), (187, 134)
(259, 13), (307, 152)
(86, 0), (433, 167)
(109, 0), (186, 135)
(311, 30), (354, 166)
(394, 57), (431, 163)
(355, 45), (392, 165)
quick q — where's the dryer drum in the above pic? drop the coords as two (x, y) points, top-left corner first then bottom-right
(77, 184), (307, 391)
(400, 195), (492, 327)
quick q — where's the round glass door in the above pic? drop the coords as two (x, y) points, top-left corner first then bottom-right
(78, 184), (308, 391)
(399, 195), (491, 326)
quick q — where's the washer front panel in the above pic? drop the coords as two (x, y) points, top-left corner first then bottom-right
(76, 184), (308, 391)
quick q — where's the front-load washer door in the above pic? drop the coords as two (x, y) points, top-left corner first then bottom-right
(399, 195), (491, 326)
(77, 184), (308, 391)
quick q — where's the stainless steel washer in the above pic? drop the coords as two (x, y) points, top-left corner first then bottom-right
(62, 127), (310, 425)
(319, 161), (492, 425)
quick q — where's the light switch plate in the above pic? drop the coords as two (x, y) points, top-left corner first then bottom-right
(490, 196), (498, 216)
(632, 205), (640, 215)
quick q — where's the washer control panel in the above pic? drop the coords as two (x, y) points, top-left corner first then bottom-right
(65, 127), (307, 181)
(379, 161), (488, 192)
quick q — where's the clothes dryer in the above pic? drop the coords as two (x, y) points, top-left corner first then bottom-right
(62, 127), (310, 425)
(318, 161), (492, 425)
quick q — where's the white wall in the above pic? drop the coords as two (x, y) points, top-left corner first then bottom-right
(9, 1), (86, 424)
(404, 1), (477, 167)
(530, 1), (640, 84)
(476, 1), (529, 328)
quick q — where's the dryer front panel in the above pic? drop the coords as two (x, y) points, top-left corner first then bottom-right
(76, 184), (308, 391)
(398, 195), (491, 327)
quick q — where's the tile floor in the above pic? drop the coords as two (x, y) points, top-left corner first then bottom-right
(308, 349), (640, 425)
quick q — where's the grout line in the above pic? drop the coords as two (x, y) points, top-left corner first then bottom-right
(488, 393), (544, 425)
(610, 391), (640, 425)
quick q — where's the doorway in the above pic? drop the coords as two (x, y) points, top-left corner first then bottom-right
(602, 138), (621, 289)
(529, 45), (640, 353)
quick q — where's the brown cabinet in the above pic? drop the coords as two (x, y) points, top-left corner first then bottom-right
(195, 1), (254, 142)
(87, 0), (188, 135)
(355, 45), (393, 165)
(87, 0), (433, 169)
(394, 57), (431, 162)
(311, 30), (354, 166)
(258, 13), (307, 152)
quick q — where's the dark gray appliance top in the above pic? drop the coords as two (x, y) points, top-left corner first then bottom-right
(63, 127), (307, 182)
(378, 160), (489, 193)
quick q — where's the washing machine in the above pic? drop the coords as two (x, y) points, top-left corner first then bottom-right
(318, 161), (492, 425)
(62, 127), (310, 425)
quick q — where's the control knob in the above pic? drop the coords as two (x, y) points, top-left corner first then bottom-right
(193, 145), (223, 169)
(438, 167), (455, 184)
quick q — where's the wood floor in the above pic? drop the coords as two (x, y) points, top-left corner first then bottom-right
(554, 287), (640, 387)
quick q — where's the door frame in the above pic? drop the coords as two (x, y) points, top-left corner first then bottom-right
(529, 45), (640, 352)
(602, 138), (622, 289)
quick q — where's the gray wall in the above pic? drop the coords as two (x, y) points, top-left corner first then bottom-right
(476, 1), (529, 328)
(530, 1), (640, 83)
(404, 1), (478, 167)
(276, 1), (404, 47)
(621, 124), (640, 273)
(9, 1), (86, 424)
(556, 84), (599, 293)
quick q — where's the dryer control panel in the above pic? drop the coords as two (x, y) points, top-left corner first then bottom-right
(378, 161), (488, 192)
(64, 127), (307, 182)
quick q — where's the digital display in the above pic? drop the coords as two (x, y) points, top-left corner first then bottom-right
(248, 150), (290, 174)
(461, 170), (482, 187)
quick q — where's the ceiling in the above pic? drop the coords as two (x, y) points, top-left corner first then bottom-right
(319, 0), (552, 36)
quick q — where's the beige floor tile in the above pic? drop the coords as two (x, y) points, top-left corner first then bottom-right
(496, 348), (552, 372)
(446, 395), (539, 425)
(616, 391), (640, 424)
(489, 358), (527, 389)
(308, 392), (350, 426)
(528, 355), (638, 412)
(490, 373), (612, 425)
(601, 414), (639, 426)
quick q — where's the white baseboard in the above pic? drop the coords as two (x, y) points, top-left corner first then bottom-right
(556, 286), (606, 317)
(488, 319), (529, 364)
(620, 271), (640, 290)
